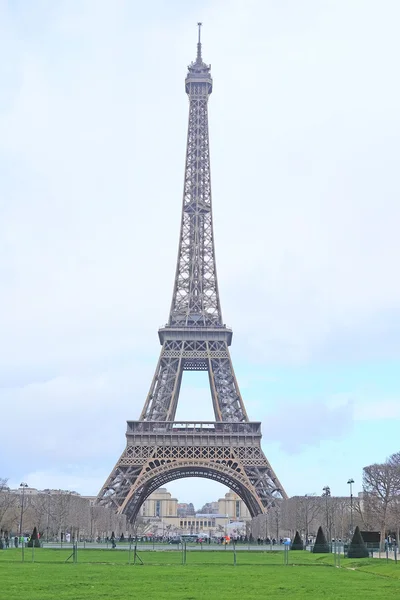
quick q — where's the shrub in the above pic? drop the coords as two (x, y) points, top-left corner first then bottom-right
(291, 531), (304, 551)
(27, 526), (41, 548)
(347, 526), (369, 559)
(312, 526), (329, 553)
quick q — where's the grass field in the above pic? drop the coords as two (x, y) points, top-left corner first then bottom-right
(1, 548), (399, 599)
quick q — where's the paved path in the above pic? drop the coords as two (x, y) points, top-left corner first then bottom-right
(372, 550), (398, 560)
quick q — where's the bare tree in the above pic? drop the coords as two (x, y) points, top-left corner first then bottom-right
(270, 502), (282, 540)
(0, 479), (18, 534)
(388, 452), (400, 470)
(132, 516), (152, 538)
(363, 453), (400, 549)
(331, 498), (351, 541)
(245, 520), (252, 540)
(28, 494), (50, 536)
(51, 492), (73, 540)
(387, 453), (400, 543)
(296, 494), (321, 540)
(353, 496), (376, 531)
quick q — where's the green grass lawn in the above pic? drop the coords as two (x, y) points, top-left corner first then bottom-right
(1, 549), (399, 599)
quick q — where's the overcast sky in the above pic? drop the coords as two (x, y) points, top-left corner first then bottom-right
(1, 0), (399, 509)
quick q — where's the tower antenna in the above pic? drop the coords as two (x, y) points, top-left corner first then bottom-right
(197, 22), (202, 62)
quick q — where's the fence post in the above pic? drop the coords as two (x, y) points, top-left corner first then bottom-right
(21, 539), (25, 563)
(285, 545), (290, 565)
(181, 541), (186, 565)
(233, 541), (237, 566)
(333, 542), (340, 568)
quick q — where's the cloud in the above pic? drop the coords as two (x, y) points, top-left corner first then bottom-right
(259, 397), (355, 454)
(1, 1), (400, 504)
(0, 363), (151, 474)
(8, 467), (106, 497)
(0, 1), (399, 371)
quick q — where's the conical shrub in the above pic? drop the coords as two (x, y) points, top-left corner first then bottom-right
(291, 531), (304, 550)
(312, 526), (329, 553)
(347, 526), (369, 558)
(27, 526), (41, 548)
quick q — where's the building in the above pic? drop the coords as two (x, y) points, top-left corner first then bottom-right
(138, 488), (250, 538)
(199, 502), (219, 514)
(139, 488), (178, 518)
(218, 491), (251, 521)
(177, 502), (195, 517)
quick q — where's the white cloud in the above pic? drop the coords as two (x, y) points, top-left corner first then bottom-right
(1, 0), (400, 504)
(8, 468), (106, 497)
(1, 0), (399, 369)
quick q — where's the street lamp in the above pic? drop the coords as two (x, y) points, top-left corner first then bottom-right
(347, 478), (354, 537)
(322, 486), (331, 540)
(19, 483), (28, 538)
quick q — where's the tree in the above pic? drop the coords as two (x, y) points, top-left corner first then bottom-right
(0, 479), (17, 533)
(363, 454), (400, 549)
(388, 452), (400, 543)
(312, 526), (329, 553)
(331, 497), (351, 541)
(245, 520), (252, 540)
(296, 494), (321, 540)
(28, 494), (49, 537)
(347, 526), (369, 558)
(27, 526), (41, 548)
(131, 516), (151, 539)
(388, 452), (400, 470)
(270, 502), (282, 541)
(291, 530), (304, 551)
(353, 496), (375, 532)
(388, 495), (400, 548)
(51, 492), (72, 540)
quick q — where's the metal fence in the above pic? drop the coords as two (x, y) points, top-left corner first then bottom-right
(0, 540), (348, 567)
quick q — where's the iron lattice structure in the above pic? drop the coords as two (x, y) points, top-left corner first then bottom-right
(97, 26), (287, 522)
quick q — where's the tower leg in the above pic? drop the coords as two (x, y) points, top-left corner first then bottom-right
(140, 343), (183, 421)
(208, 344), (248, 422)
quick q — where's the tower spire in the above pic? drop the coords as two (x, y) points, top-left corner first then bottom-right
(197, 22), (202, 63)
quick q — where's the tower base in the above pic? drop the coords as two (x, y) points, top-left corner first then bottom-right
(97, 421), (287, 522)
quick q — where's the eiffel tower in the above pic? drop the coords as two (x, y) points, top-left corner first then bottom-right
(97, 25), (287, 522)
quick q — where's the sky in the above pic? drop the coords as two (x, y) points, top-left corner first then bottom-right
(1, 0), (400, 510)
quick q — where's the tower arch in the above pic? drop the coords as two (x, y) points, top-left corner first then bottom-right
(117, 461), (266, 523)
